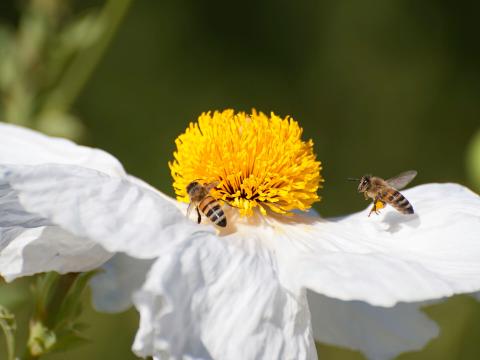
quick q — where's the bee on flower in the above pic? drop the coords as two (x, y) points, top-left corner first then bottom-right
(0, 110), (480, 360)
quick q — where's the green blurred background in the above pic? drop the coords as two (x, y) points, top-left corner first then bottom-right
(0, 0), (479, 359)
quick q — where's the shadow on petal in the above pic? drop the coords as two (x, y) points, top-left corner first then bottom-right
(381, 212), (421, 234)
(308, 291), (439, 360)
(1, 180), (111, 280)
(91, 253), (155, 313)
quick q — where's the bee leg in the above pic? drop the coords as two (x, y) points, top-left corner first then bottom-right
(368, 198), (381, 217)
(196, 207), (202, 224)
(206, 181), (220, 192)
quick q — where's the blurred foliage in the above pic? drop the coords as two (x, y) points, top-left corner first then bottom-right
(26, 272), (99, 358)
(467, 129), (480, 191)
(0, 0), (131, 139)
(0, 304), (17, 360)
(0, 0), (480, 359)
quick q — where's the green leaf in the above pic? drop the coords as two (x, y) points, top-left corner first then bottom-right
(33, 272), (60, 321)
(26, 272), (98, 357)
(0, 305), (17, 360)
(71, 322), (90, 332)
(53, 270), (99, 329)
(50, 329), (91, 354)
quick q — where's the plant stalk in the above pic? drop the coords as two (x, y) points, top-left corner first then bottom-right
(41, 0), (133, 113)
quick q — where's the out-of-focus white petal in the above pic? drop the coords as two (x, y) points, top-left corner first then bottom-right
(0, 164), (213, 259)
(0, 178), (110, 281)
(274, 183), (480, 306)
(0, 122), (125, 177)
(132, 232), (316, 360)
(308, 292), (439, 360)
(91, 254), (154, 313)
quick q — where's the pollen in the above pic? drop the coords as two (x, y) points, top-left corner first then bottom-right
(169, 109), (323, 216)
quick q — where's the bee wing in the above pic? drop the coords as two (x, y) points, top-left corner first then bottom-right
(186, 201), (196, 218)
(386, 170), (418, 190)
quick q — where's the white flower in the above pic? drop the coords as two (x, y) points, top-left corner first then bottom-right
(1, 111), (480, 360)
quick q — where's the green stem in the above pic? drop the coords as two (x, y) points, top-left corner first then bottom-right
(25, 273), (80, 359)
(45, 273), (79, 327)
(41, 0), (132, 113)
(0, 306), (16, 360)
(0, 319), (15, 360)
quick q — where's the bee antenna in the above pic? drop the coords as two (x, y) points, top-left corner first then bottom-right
(347, 177), (360, 182)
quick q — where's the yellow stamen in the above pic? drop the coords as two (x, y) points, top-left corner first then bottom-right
(169, 109), (323, 216)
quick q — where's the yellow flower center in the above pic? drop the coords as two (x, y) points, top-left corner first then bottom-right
(169, 109), (323, 216)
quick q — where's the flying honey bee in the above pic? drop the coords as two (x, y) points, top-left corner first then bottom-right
(186, 180), (227, 227)
(350, 170), (417, 217)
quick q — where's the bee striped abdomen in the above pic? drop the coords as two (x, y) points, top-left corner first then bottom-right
(199, 196), (227, 227)
(385, 190), (414, 214)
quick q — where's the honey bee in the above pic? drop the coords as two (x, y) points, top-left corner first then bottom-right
(350, 170), (417, 217)
(186, 181), (227, 227)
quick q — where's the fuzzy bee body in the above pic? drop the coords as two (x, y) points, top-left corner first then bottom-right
(186, 181), (227, 227)
(355, 171), (417, 216)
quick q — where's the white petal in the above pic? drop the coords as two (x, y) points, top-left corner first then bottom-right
(0, 122), (125, 177)
(132, 232), (316, 360)
(90, 253), (154, 313)
(0, 178), (111, 281)
(0, 164), (213, 259)
(275, 183), (480, 306)
(308, 292), (439, 360)
(0, 226), (111, 281)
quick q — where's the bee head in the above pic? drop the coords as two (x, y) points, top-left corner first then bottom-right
(357, 175), (371, 193)
(186, 181), (199, 195)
